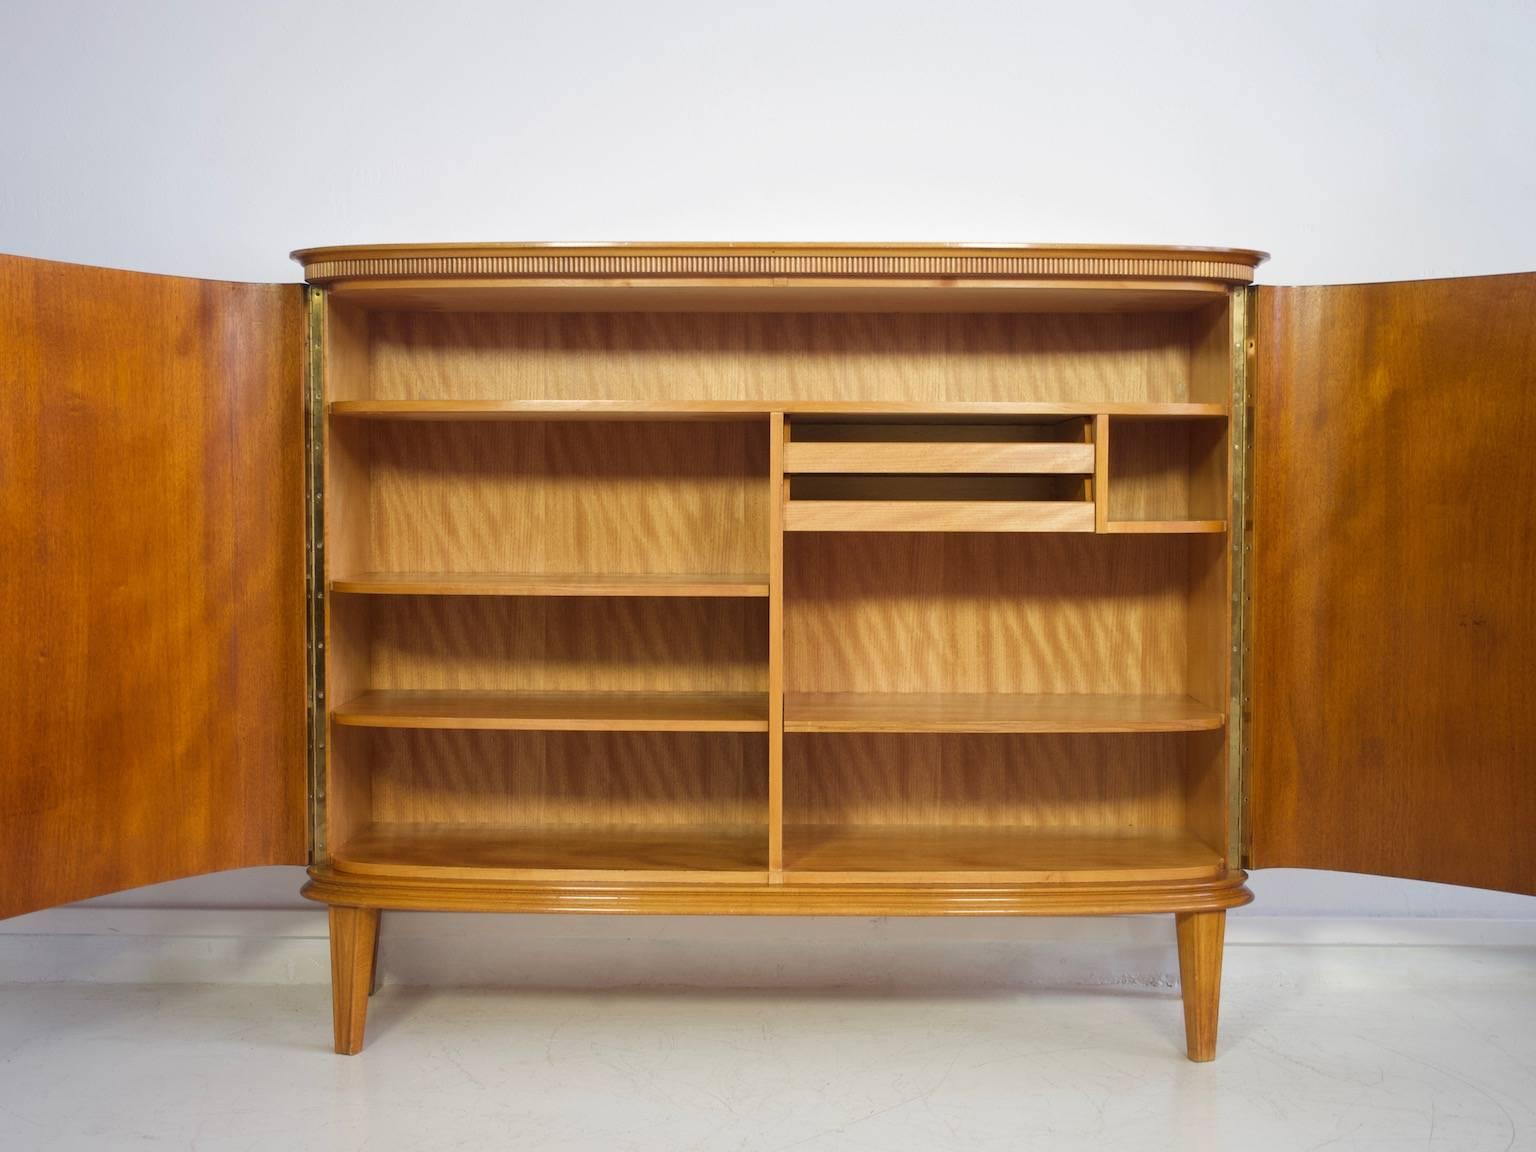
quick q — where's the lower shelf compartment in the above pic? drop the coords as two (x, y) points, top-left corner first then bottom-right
(783, 826), (1223, 884)
(328, 823), (1221, 887)
(332, 822), (770, 883)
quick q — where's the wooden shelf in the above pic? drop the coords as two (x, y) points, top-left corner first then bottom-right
(788, 402), (1226, 418)
(330, 400), (769, 421)
(784, 501), (1095, 533)
(333, 690), (769, 732)
(1103, 520), (1228, 535)
(784, 692), (1225, 733)
(333, 823), (769, 883)
(785, 441), (1095, 475)
(331, 399), (1228, 421)
(783, 826), (1223, 884)
(329, 572), (770, 597)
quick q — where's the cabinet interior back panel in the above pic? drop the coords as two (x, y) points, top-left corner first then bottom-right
(1108, 419), (1229, 522)
(367, 729), (768, 827)
(364, 598), (768, 693)
(342, 420), (768, 575)
(785, 732), (1215, 830)
(785, 534), (1207, 695)
(366, 312), (1198, 403)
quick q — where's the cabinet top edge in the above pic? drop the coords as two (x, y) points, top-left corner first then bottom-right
(293, 241), (1268, 291)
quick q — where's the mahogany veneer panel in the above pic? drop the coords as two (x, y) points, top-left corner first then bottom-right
(0, 255), (307, 919)
(1251, 274), (1536, 894)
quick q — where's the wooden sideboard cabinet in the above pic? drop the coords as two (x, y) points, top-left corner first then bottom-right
(3, 244), (1533, 1060)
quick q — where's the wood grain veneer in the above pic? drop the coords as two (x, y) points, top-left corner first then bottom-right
(294, 242), (1263, 313)
(361, 597), (767, 694)
(330, 572), (769, 597)
(1251, 274), (1536, 894)
(784, 534), (1197, 696)
(363, 312), (1203, 404)
(782, 732), (1206, 833)
(334, 823), (768, 883)
(783, 692), (1224, 733)
(328, 906), (379, 1055)
(1176, 910), (1226, 1061)
(784, 441), (1096, 475)
(332, 398), (1228, 418)
(0, 254), (307, 919)
(352, 420), (768, 578)
(782, 826), (1223, 885)
(334, 690), (769, 732)
(304, 867), (1254, 916)
(364, 730), (767, 830)
(783, 500), (1096, 533)
(290, 243), (1253, 1060)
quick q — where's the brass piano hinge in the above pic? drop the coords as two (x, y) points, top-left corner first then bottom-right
(1233, 285), (1257, 870)
(304, 287), (328, 865)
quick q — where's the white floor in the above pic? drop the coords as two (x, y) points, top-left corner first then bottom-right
(1, 944), (1533, 1151)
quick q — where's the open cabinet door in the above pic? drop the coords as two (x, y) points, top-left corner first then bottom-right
(1250, 272), (1536, 894)
(0, 254), (308, 918)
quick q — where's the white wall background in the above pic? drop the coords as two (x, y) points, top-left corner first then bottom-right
(2, 0), (1533, 939)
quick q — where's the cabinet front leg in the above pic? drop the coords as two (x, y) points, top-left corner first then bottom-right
(1175, 909), (1226, 1062)
(329, 906), (380, 1055)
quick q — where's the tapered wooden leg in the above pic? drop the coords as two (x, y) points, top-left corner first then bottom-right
(329, 906), (380, 1055)
(368, 914), (383, 997)
(1175, 910), (1226, 1062)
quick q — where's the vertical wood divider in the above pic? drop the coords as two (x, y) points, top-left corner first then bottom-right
(1093, 413), (1110, 533)
(768, 413), (786, 878)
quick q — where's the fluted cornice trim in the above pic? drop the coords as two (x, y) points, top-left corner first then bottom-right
(296, 243), (1264, 288)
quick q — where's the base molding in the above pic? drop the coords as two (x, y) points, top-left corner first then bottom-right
(302, 866), (1253, 916)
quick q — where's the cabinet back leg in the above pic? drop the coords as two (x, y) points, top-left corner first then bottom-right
(1175, 909), (1226, 1062)
(369, 914), (383, 997)
(329, 906), (380, 1055)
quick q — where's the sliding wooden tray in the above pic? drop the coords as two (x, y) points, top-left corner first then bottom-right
(784, 441), (1096, 475)
(783, 500), (1096, 533)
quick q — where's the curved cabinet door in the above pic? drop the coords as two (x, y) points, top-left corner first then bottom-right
(1250, 272), (1536, 894)
(0, 254), (308, 918)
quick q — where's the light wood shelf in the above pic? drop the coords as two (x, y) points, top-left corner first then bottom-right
(784, 442), (1096, 475)
(1103, 520), (1228, 535)
(330, 399), (770, 421)
(783, 692), (1225, 734)
(329, 572), (771, 597)
(782, 826), (1223, 884)
(330, 399), (1228, 420)
(333, 690), (770, 733)
(783, 500), (1095, 533)
(333, 823), (769, 883)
